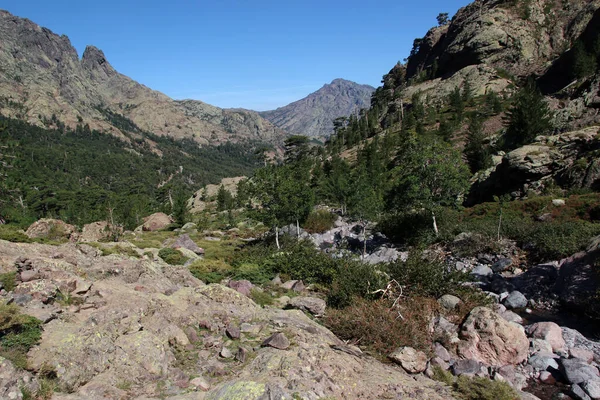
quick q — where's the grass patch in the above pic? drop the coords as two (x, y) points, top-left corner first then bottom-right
(0, 272), (17, 292)
(188, 259), (232, 283)
(250, 288), (274, 307)
(158, 248), (189, 265)
(0, 225), (31, 243)
(0, 303), (42, 369)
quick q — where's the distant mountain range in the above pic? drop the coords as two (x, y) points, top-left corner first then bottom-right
(0, 10), (287, 145)
(259, 79), (375, 138)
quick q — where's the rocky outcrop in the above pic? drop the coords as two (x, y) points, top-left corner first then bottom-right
(0, 10), (286, 145)
(260, 79), (375, 138)
(0, 239), (452, 399)
(25, 218), (78, 241)
(79, 221), (122, 243)
(468, 126), (600, 203)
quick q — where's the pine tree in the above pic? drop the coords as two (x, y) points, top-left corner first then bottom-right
(503, 80), (552, 149)
(464, 113), (491, 173)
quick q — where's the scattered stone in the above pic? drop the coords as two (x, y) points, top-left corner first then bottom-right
(240, 323), (261, 336)
(276, 296), (291, 306)
(503, 291), (528, 309)
(527, 322), (566, 353)
(189, 377), (211, 391)
(528, 354), (559, 371)
(438, 294), (462, 310)
(271, 274), (282, 285)
(388, 347), (428, 374)
(227, 280), (253, 297)
(552, 199), (566, 207)
(182, 222), (197, 231)
(471, 265), (493, 277)
(571, 348), (595, 364)
(530, 339), (554, 355)
(457, 307), (529, 366)
(20, 270), (38, 283)
(291, 280), (305, 292)
(184, 327), (200, 344)
(492, 258), (513, 273)
(561, 359), (600, 384)
(572, 383), (592, 400)
(451, 359), (483, 376)
(280, 280), (299, 290)
(582, 380), (600, 399)
(261, 333), (290, 350)
(288, 296), (326, 316)
(226, 325), (241, 340)
(434, 343), (451, 362)
(430, 357), (450, 371)
(220, 347), (233, 359)
(235, 347), (248, 363)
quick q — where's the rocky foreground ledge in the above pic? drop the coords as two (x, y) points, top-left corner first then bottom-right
(0, 239), (452, 400)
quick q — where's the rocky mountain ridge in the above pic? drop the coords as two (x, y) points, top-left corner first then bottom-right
(259, 78), (375, 138)
(0, 10), (286, 145)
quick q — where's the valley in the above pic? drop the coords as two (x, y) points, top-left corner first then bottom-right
(1, 0), (600, 399)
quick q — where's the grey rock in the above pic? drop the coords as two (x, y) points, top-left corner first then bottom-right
(561, 359), (600, 384)
(572, 383), (593, 400)
(189, 376), (211, 391)
(503, 291), (528, 309)
(220, 347), (233, 359)
(539, 371), (556, 384)
(471, 265), (493, 277)
(492, 258), (513, 273)
(528, 354), (559, 371)
(261, 333), (290, 350)
(172, 234), (204, 256)
(434, 342), (451, 362)
(235, 347), (248, 363)
(227, 280), (253, 297)
(288, 296), (326, 316)
(582, 380), (600, 399)
(20, 270), (39, 283)
(226, 325), (241, 340)
(451, 359), (483, 376)
(438, 294), (462, 310)
(571, 348), (595, 364)
(500, 310), (523, 324)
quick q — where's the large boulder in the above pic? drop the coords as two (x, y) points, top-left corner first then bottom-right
(25, 218), (78, 241)
(457, 307), (529, 366)
(138, 212), (173, 232)
(527, 322), (566, 353)
(288, 296), (326, 316)
(171, 234), (204, 256)
(79, 221), (122, 243)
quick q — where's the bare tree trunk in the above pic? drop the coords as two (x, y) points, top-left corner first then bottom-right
(296, 219), (300, 239)
(275, 226), (280, 250)
(362, 223), (367, 260)
(497, 208), (503, 241)
(432, 211), (439, 237)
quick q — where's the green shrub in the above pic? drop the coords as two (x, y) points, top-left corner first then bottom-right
(327, 260), (386, 308)
(231, 262), (273, 285)
(454, 376), (519, 400)
(386, 253), (470, 298)
(303, 210), (337, 234)
(0, 226), (31, 243)
(100, 245), (140, 258)
(526, 220), (600, 261)
(158, 248), (189, 265)
(0, 272), (17, 292)
(250, 289), (274, 307)
(188, 259), (232, 283)
(0, 303), (43, 368)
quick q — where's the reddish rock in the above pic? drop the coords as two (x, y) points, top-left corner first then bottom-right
(527, 322), (565, 353)
(262, 332), (290, 350)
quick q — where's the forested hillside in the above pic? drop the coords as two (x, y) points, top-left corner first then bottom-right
(0, 116), (262, 229)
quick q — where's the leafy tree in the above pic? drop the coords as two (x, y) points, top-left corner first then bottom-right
(284, 135), (310, 164)
(320, 156), (353, 215)
(348, 164), (383, 258)
(503, 80), (552, 149)
(387, 136), (471, 236)
(448, 86), (465, 122)
(436, 12), (450, 26)
(248, 164), (314, 248)
(464, 113), (491, 173)
(437, 118), (454, 142)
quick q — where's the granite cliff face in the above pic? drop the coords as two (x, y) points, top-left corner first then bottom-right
(260, 79), (375, 138)
(0, 10), (286, 145)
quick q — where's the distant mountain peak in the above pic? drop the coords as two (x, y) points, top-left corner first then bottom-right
(260, 79), (375, 138)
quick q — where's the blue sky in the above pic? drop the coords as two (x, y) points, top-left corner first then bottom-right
(3, 0), (467, 110)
